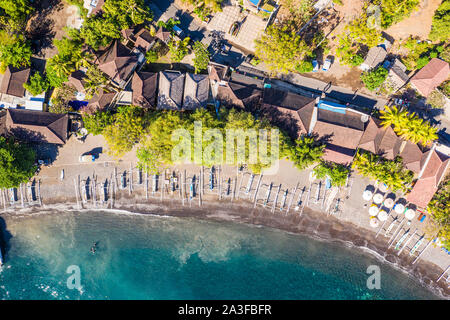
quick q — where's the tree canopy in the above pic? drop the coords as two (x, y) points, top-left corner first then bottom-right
(0, 136), (36, 189)
(254, 24), (312, 74)
(192, 41), (210, 74)
(429, 0), (450, 42)
(0, 32), (32, 72)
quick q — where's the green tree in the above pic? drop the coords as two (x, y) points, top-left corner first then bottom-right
(376, 0), (420, 29)
(23, 72), (49, 96)
(0, 32), (32, 72)
(255, 24), (312, 74)
(360, 66), (388, 91)
(82, 110), (114, 135)
(79, 16), (121, 50)
(0, 136), (36, 189)
(352, 150), (414, 192)
(288, 135), (325, 170)
(103, 0), (153, 30)
(192, 41), (210, 73)
(168, 37), (190, 63)
(427, 176), (450, 250)
(103, 106), (153, 158)
(0, 0), (33, 22)
(313, 161), (349, 187)
(295, 60), (313, 73)
(145, 49), (159, 63)
(429, 0), (450, 42)
(84, 65), (109, 99)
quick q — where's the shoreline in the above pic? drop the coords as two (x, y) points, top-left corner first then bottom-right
(2, 193), (449, 300)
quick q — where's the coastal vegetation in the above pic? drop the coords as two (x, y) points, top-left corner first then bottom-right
(429, 0), (450, 42)
(360, 66), (388, 91)
(427, 175), (450, 250)
(192, 41), (210, 74)
(49, 84), (76, 114)
(0, 31), (32, 72)
(288, 135), (325, 170)
(136, 108), (290, 174)
(254, 24), (313, 74)
(352, 150), (414, 192)
(23, 72), (49, 96)
(379, 105), (438, 146)
(0, 136), (36, 189)
(168, 37), (191, 63)
(375, 0), (420, 29)
(335, 13), (383, 67)
(401, 37), (444, 71)
(313, 161), (349, 187)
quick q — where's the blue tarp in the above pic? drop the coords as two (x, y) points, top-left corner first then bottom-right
(69, 100), (88, 111)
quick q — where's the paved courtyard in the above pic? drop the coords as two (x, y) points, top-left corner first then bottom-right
(207, 5), (267, 52)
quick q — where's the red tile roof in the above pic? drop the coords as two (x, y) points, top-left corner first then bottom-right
(406, 150), (449, 208)
(410, 58), (449, 97)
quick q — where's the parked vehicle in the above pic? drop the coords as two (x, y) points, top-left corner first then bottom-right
(322, 58), (332, 71)
(173, 25), (184, 38)
(79, 154), (95, 162)
(312, 60), (319, 72)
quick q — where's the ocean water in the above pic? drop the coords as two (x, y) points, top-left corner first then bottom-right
(0, 210), (439, 300)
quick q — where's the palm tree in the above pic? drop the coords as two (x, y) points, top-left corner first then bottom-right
(380, 105), (408, 128)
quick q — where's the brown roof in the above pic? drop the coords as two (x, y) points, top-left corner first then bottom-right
(134, 28), (156, 52)
(0, 66), (30, 97)
(261, 88), (316, 138)
(313, 121), (363, 165)
(86, 89), (116, 113)
(362, 46), (387, 69)
(358, 118), (403, 160)
(131, 71), (158, 108)
(406, 150), (449, 208)
(0, 109), (6, 135)
(183, 73), (209, 110)
(155, 27), (171, 43)
(157, 71), (185, 110)
(97, 41), (139, 85)
(410, 58), (450, 97)
(66, 70), (87, 93)
(208, 63), (230, 82)
(5, 109), (68, 144)
(399, 141), (427, 173)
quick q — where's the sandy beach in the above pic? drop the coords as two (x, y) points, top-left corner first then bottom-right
(1, 134), (449, 298)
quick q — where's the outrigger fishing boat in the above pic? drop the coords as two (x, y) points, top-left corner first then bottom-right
(280, 189), (288, 211)
(295, 187), (306, 211)
(9, 188), (15, 205)
(189, 176), (196, 200)
(138, 168), (143, 185)
(264, 183), (272, 206)
(209, 167), (214, 190)
(0, 248), (3, 266)
(395, 230), (410, 250)
(27, 184), (34, 202)
(384, 218), (398, 237)
(226, 178), (231, 196)
(152, 174), (158, 193)
(102, 180), (108, 203)
(410, 236), (424, 256)
(245, 174), (254, 195)
(120, 173), (126, 190)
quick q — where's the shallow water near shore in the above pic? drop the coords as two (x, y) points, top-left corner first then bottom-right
(0, 210), (440, 299)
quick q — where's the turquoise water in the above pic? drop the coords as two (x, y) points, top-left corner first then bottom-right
(0, 210), (439, 300)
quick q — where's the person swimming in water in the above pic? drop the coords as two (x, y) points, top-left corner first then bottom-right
(90, 241), (98, 254)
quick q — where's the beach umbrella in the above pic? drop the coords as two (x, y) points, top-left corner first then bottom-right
(383, 198), (394, 209)
(378, 210), (388, 222)
(373, 193), (383, 204)
(405, 208), (416, 220)
(363, 190), (373, 201)
(379, 183), (388, 193)
(369, 204), (379, 216)
(370, 217), (380, 228)
(394, 203), (405, 214)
